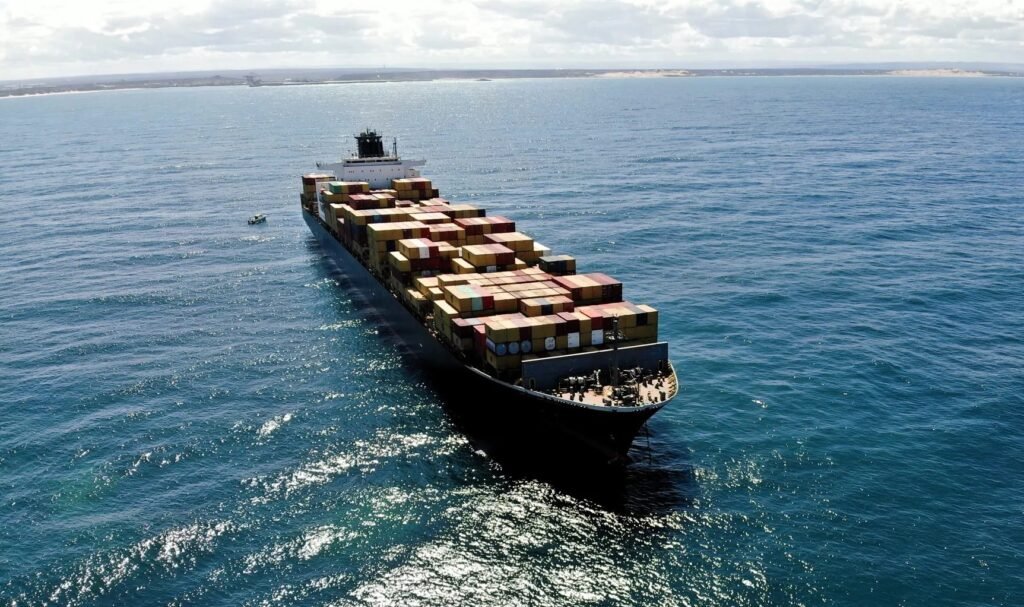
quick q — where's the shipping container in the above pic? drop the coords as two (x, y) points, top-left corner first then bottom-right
(538, 255), (577, 276)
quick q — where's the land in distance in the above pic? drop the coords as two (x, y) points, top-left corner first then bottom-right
(3, 65), (1022, 99)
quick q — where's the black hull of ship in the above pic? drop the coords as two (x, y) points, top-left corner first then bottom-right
(303, 210), (663, 463)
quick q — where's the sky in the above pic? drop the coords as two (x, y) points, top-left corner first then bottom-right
(1, 0), (1022, 80)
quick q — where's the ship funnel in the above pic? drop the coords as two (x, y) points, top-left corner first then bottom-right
(355, 129), (386, 158)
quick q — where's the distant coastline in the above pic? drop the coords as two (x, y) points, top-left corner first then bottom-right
(3, 67), (1021, 99)
(885, 68), (988, 78)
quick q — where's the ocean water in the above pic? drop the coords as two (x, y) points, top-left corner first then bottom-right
(1, 76), (1022, 606)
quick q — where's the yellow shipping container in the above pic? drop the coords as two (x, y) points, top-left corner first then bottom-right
(494, 292), (519, 313)
(365, 222), (431, 260)
(319, 190), (350, 204)
(327, 181), (370, 194)
(432, 299), (459, 339)
(637, 304), (659, 325)
(451, 258), (476, 274)
(389, 251), (412, 273)
(518, 242), (552, 264)
(531, 319), (557, 339)
(438, 274), (470, 287)
(444, 204), (484, 219)
(415, 275), (439, 296)
(484, 232), (535, 253)
(409, 212), (451, 225)
(485, 349), (521, 371)
(437, 243), (460, 259)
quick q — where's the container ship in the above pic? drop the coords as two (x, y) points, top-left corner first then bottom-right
(300, 130), (678, 462)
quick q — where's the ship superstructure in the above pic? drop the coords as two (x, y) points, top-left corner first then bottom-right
(315, 130), (426, 189)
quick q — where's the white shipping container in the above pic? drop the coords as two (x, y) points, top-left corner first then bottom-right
(567, 332), (580, 348)
(314, 177), (333, 193)
(591, 330), (604, 346)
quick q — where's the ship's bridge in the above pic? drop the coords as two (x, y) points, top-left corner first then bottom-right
(316, 129), (425, 189)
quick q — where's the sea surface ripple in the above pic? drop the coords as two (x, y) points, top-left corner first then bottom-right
(1, 77), (1022, 606)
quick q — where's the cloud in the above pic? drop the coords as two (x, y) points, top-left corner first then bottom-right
(1, 0), (1022, 79)
(474, 0), (1024, 54)
(3, 0), (389, 65)
(480, 0), (677, 44)
(679, 3), (826, 39)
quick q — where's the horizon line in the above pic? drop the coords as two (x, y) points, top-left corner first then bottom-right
(5, 62), (1024, 86)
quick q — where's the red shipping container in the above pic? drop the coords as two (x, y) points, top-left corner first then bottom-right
(579, 307), (606, 330)
(557, 312), (581, 333)
(473, 324), (487, 355)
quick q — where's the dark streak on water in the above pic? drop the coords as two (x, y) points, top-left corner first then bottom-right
(1, 77), (1023, 606)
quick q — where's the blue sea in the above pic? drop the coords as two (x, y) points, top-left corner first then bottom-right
(1, 76), (1022, 606)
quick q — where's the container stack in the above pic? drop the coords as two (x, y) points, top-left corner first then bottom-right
(432, 299), (459, 342)
(302, 173), (335, 205)
(403, 288), (430, 317)
(341, 207), (413, 245)
(390, 237), (446, 277)
(300, 172), (662, 378)
(427, 266), (659, 373)
(451, 317), (488, 351)
(460, 244), (518, 273)
(414, 204), (452, 215)
(319, 183), (392, 219)
(408, 212), (450, 225)
(481, 313), (576, 370)
(444, 284), (496, 316)
(519, 295), (575, 317)
(551, 273), (623, 305)
(392, 177), (434, 201)
(328, 181), (370, 195)
(418, 277), (450, 303)
(366, 221), (431, 270)
(538, 255), (577, 276)
(518, 242), (552, 265)
(396, 238), (444, 271)
(323, 203), (348, 232)
(428, 224), (467, 246)
(576, 302), (659, 343)
(455, 217), (516, 244)
(346, 193), (393, 210)
(484, 232), (535, 255)
(375, 191), (397, 206)
(441, 204), (485, 219)
(500, 280), (571, 300)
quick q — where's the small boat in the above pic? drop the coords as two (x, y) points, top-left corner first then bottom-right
(248, 213), (267, 225)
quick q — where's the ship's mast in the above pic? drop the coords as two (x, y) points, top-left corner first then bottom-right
(610, 315), (620, 390)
